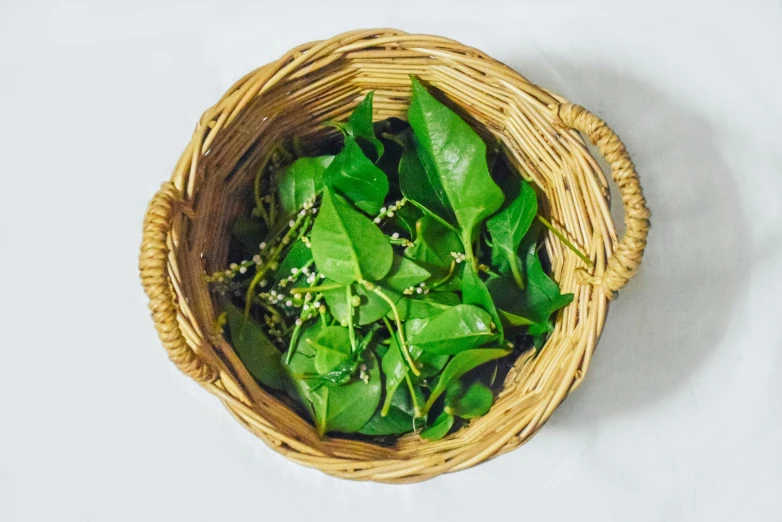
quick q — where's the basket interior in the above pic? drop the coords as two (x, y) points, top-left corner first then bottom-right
(168, 36), (617, 477)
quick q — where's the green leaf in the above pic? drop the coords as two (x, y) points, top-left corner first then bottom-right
(423, 348), (510, 414)
(310, 188), (393, 284)
(277, 156), (333, 217)
(405, 216), (462, 271)
(487, 252), (574, 328)
(224, 303), (287, 390)
(312, 326), (351, 374)
(486, 179), (537, 287)
(348, 91), (384, 160)
(381, 254), (431, 292)
(273, 240), (312, 286)
(320, 278), (399, 325)
(359, 385), (425, 436)
(407, 76), (505, 253)
(285, 332), (381, 436)
(398, 130), (456, 225)
(380, 325), (448, 415)
(322, 138), (389, 215)
(392, 203), (423, 239)
(231, 215), (266, 253)
(420, 410), (454, 441)
(446, 381), (493, 419)
(410, 304), (496, 355)
(395, 291), (460, 321)
(461, 263), (504, 343)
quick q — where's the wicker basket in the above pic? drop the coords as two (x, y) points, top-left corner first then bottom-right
(139, 29), (649, 483)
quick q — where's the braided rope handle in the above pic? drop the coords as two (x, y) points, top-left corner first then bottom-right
(554, 103), (651, 297)
(139, 182), (218, 383)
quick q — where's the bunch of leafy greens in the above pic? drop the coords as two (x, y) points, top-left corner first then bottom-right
(209, 78), (576, 440)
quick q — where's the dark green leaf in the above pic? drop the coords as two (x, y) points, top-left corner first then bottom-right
(348, 91), (384, 160)
(410, 304), (496, 355)
(392, 203), (423, 239)
(274, 240), (312, 286)
(359, 386), (425, 436)
(224, 303), (286, 390)
(423, 348), (510, 414)
(486, 179), (537, 287)
(310, 188), (393, 284)
(407, 77), (505, 251)
(277, 156), (333, 217)
(381, 254), (431, 292)
(405, 216), (462, 270)
(446, 381), (493, 419)
(320, 279), (399, 325)
(398, 130), (456, 224)
(322, 138), (388, 214)
(231, 215), (266, 253)
(461, 263), (504, 343)
(395, 291), (460, 321)
(312, 326), (351, 374)
(487, 252), (574, 328)
(420, 410), (454, 440)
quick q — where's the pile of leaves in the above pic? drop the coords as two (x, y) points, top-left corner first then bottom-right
(210, 77), (576, 440)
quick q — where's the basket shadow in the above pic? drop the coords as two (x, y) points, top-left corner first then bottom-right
(502, 58), (748, 425)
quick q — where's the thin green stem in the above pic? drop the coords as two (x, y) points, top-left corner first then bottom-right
(288, 282), (343, 294)
(285, 323), (303, 364)
(369, 283), (420, 377)
(380, 132), (405, 147)
(536, 215), (593, 267)
(509, 257), (525, 290)
(407, 200), (459, 234)
(430, 261), (456, 290)
(346, 285), (357, 353)
(380, 317), (419, 417)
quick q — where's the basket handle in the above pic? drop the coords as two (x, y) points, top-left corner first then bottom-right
(553, 103), (651, 297)
(139, 182), (218, 383)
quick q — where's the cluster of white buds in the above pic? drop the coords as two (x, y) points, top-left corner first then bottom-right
(302, 199), (318, 215)
(301, 235), (311, 248)
(403, 282), (430, 296)
(205, 258), (257, 283)
(372, 199), (406, 224)
(264, 313), (285, 338)
(450, 251), (468, 263)
(358, 363), (370, 384)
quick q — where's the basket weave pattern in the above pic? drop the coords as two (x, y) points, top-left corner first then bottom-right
(139, 29), (649, 483)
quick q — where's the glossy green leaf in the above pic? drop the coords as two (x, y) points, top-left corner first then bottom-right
(273, 240), (312, 286)
(231, 215), (266, 253)
(405, 216), (462, 271)
(395, 291), (460, 321)
(398, 130), (456, 225)
(486, 179), (537, 287)
(487, 252), (574, 328)
(381, 254), (431, 293)
(423, 348), (510, 414)
(312, 326), (351, 374)
(410, 304), (496, 355)
(392, 203), (423, 239)
(407, 77), (505, 252)
(360, 385), (425, 436)
(322, 138), (388, 214)
(320, 278), (399, 325)
(277, 156), (333, 217)
(285, 330), (381, 436)
(446, 381), (493, 419)
(348, 91), (384, 159)
(310, 188), (393, 284)
(420, 410), (454, 441)
(461, 263), (504, 343)
(224, 303), (286, 390)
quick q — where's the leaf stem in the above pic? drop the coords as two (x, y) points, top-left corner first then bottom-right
(536, 215), (593, 267)
(509, 257), (525, 290)
(346, 285), (358, 353)
(429, 261), (456, 290)
(368, 282), (420, 377)
(381, 317), (420, 417)
(288, 282), (343, 294)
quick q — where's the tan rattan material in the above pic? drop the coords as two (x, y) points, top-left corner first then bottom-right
(139, 29), (650, 483)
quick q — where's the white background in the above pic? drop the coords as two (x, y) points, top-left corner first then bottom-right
(1, 1), (781, 520)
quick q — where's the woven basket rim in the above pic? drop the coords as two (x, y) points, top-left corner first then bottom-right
(138, 28), (650, 483)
